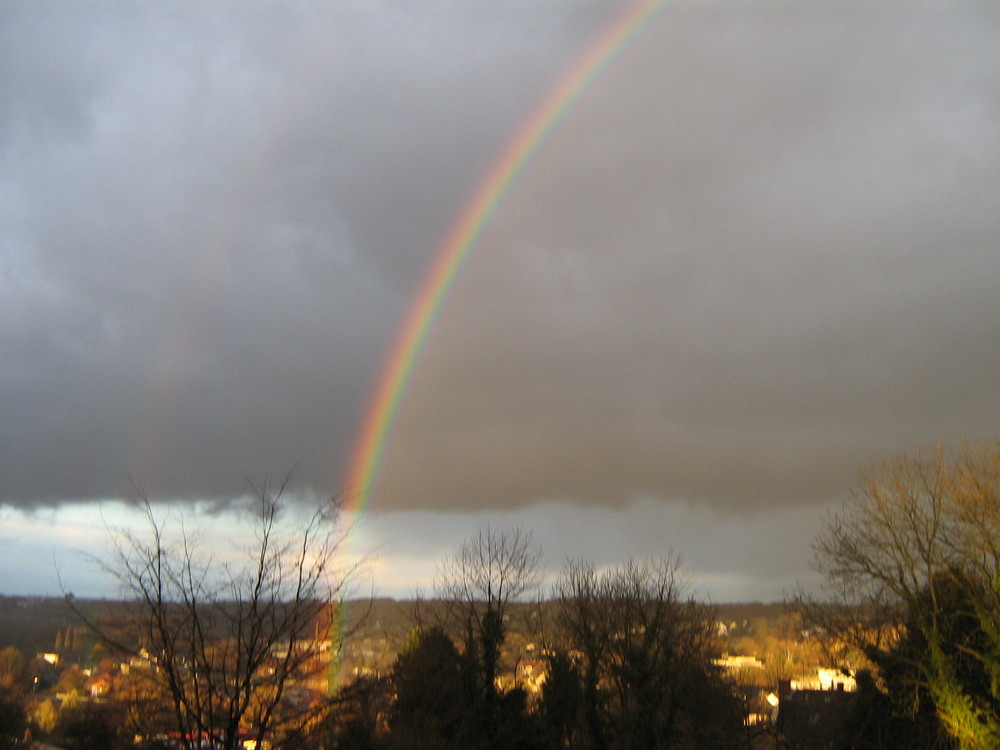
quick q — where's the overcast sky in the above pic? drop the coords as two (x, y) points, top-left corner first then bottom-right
(3, 0), (999, 602)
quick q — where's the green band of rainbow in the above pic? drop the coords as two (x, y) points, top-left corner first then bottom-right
(343, 0), (673, 512)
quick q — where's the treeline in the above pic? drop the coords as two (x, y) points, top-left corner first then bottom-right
(0, 597), (94, 656)
(0, 526), (748, 750)
(316, 555), (744, 750)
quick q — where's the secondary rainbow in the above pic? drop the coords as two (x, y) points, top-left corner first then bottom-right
(343, 0), (673, 511)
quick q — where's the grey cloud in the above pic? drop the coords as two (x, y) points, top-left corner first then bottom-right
(374, 1), (1000, 512)
(355, 500), (829, 601)
(1, 0), (617, 507)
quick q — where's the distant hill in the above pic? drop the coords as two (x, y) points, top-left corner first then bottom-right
(0, 595), (82, 654)
(0, 595), (789, 658)
(716, 601), (791, 621)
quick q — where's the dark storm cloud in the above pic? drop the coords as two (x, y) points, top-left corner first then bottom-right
(376, 1), (1000, 512)
(0, 0), (617, 506)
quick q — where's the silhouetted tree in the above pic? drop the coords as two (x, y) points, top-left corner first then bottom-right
(493, 685), (548, 750)
(388, 626), (467, 749)
(54, 700), (126, 750)
(68, 474), (358, 750)
(539, 649), (582, 748)
(55, 664), (86, 694)
(0, 686), (27, 747)
(552, 557), (741, 750)
(0, 647), (26, 691)
(838, 668), (952, 750)
(836, 575), (993, 750)
(32, 698), (58, 735)
(306, 673), (391, 750)
(433, 525), (542, 748)
(809, 443), (1000, 750)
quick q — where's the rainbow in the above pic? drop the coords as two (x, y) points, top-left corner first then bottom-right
(343, 0), (674, 512)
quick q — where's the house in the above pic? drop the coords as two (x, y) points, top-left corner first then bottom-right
(775, 678), (857, 750)
(791, 667), (856, 693)
(714, 654), (765, 671)
(86, 674), (113, 697)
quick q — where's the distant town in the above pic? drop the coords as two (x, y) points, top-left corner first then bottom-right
(0, 593), (863, 750)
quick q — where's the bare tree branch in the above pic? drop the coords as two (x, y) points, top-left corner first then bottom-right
(64, 473), (361, 750)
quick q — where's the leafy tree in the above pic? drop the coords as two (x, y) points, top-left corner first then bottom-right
(55, 700), (126, 750)
(0, 686), (27, 746)
(0, 646), (26, 690)
(492, 685), (547, 750)
(56, 664), (86, 694)
(32, 698), (58, 735)
(838, 669), (953, 749)
(809, 442), (1000, 750)
(305, 673), (391, 750)
(388, 626), (467, 749)
(539, 649), (581, 748)
(838, 576), (990, 750)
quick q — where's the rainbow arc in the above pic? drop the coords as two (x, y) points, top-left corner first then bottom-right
(343, 0), (674, 515)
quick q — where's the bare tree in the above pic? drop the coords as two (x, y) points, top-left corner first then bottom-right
(435, 525), (542, 623)
(67, 475), (359, 750)
(433, 525), (542, 732)
(808, 442), (1000, 750)
(551, 557), (738, 750)
(550, 559), (613, 750)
